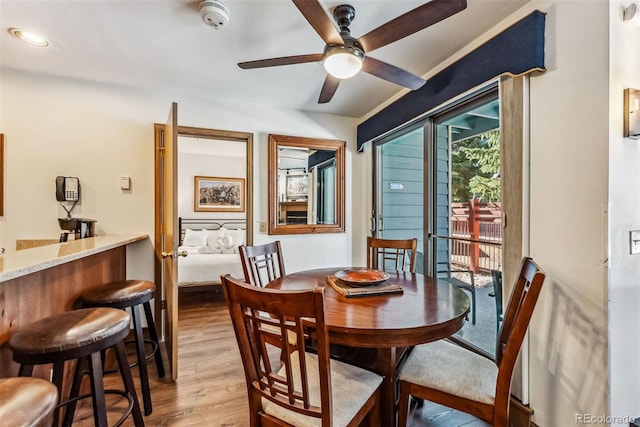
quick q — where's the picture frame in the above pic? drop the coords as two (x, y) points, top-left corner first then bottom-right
(194, 176), (245, 212)
(286, 174), (308, 199)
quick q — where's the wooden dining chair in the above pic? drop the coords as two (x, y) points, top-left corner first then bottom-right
(367, 236), (418, 273)
(221, 274), (382, 427)
(397, 257), (546, 427)
(239, 240), (285, 287)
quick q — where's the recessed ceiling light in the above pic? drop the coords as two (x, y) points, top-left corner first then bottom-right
(9, 28), (49, 47)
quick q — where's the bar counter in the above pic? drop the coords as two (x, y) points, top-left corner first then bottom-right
(0, 234), (149, 378)
(0, 234), (147, 282)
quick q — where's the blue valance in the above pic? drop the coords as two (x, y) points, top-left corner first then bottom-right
(357, 10), (545, 151)
(308, 149), (336, 169)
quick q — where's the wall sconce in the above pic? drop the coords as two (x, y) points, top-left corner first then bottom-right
(623, 2), (640, 26)
(624, 88), (639, 139)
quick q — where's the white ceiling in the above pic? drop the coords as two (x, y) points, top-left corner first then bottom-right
(0, 0), (529, 118)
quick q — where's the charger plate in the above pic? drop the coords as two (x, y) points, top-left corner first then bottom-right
(334, 269), (390, 287)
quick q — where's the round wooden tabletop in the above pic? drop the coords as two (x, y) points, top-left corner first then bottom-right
(269, 267), (471, 348)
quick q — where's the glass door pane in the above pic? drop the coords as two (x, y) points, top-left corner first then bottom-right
(373, 127), (424, 273)
(430, 93), (502, 355)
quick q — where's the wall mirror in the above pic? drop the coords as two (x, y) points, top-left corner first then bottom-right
(268, 134), (345, 235)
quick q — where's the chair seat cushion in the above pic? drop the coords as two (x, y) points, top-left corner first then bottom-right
(262, 351), (382, 426)
(399, 339), (498, 405)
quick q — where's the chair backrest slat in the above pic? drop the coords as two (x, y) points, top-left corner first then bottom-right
(367, 236), (418, 273)
(221, 274), (331, 425)
(494, 257), (545, 402)
(239, 241), (286, 287)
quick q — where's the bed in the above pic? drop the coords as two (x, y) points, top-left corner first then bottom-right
(177, 217), (246, 287)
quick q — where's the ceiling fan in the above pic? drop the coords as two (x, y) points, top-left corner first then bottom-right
(238, 0), (467, 104)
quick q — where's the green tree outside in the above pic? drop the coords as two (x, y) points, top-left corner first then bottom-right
(451, 130), (501, 202)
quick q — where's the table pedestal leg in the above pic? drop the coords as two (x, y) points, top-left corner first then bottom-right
(377, 347), (397, 427)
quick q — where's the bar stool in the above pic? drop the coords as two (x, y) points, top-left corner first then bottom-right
(9, 307), (144, 427)
(0, 377), (58, 426)
(79, 280), (164, 416)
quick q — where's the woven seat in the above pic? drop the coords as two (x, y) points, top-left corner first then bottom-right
(9, 307), (144, 427)
(0, 377), (58, 426)
(80, 279), (165, 416)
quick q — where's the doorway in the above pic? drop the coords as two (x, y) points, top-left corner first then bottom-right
(154, 121), (253, 380)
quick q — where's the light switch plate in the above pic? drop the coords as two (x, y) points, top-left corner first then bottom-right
(259, 221), (267, 233)
(630, 230), (640, 255)
(120, 176), (131, 190)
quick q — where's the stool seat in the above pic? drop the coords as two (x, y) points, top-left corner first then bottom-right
(9, 307), (144, 427)
(9, 308), (130, 364)
(78, 279), (164, 416)
(80, 279), (154, 308)
(0, 377), (58, 426)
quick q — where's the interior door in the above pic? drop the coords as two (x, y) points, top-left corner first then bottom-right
(161, 102), (179, 380)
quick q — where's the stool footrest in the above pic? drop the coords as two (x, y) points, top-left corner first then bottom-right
(125, 338), (160, 366)
(58, 389), (134, 427)
(103, 339), (160, 374)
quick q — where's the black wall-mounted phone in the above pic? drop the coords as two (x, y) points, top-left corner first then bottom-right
(55, 176), (80, 202)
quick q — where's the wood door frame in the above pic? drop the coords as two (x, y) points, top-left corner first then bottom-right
(153, 125), (254, 339)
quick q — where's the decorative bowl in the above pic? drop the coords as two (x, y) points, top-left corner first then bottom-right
(334, 269), (390, 287)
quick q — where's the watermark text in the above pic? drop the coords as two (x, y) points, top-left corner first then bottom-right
(576, 413), (636, 424)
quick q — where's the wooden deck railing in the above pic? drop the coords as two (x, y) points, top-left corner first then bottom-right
(449, 200), (502, 272)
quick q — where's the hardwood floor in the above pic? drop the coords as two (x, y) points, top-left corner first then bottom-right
(72, 288), (489, 426)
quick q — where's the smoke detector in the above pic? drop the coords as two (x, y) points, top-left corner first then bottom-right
(200, 0), (230, 29)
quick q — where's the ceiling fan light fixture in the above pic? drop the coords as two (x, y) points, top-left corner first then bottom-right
(323, 45), (364, 79)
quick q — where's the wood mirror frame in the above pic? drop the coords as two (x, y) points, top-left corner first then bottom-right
(268, 134), (345, 235)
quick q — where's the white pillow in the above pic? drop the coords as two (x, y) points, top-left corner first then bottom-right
(182, 229), (208, 247)
(216, 234), (230, 248)
(201, 245), (222, 254)
(207, 228), (226, 251)
(221, 229), (246, 254)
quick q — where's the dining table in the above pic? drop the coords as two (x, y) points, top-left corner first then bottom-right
(267, 267), (471, 427)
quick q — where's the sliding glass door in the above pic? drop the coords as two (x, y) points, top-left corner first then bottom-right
(373, 87), (502, 354)
(429, 91), (502, 354)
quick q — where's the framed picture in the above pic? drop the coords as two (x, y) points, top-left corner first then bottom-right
(194, 176), (245, 212)
(286, 175), (308, 199)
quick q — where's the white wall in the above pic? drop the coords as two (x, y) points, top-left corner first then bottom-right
(528, 1), (610, 425)
(177, 151), (245, 220)
(608, 0), (640, 425)
(0, 69), (359, 280)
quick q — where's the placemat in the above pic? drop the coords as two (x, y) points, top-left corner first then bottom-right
(326, 275), (403, 298)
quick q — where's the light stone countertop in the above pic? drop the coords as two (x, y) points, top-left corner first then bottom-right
(0, 234), (148, 282)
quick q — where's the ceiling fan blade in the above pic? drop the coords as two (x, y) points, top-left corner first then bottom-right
(292, 0), (343, 45)
(358, 0), (467, 53)
(362, 57), (426, 90)
(238, 53), (323, 69)
(318, 75), (341, 104)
